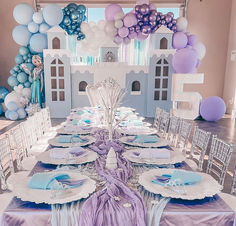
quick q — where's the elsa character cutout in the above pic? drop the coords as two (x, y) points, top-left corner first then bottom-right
(21, 55), (43, 108)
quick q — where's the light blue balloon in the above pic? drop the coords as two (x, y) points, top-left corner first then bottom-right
(7, 101), (18, 111)
(15, 54), (24, 64)
(12, 25), (31, 46)
(17, 108), (27, 119)
(32, 12), (44, 24)
(24, 81), (31, 88)
(0, 87), (9, 103)
(43, 4), (63, 26)
(13, 3), (34, 25)
(9, 111), (19, 121)
(10, 69), (15, 75)
(28, 21), (39, 33)
(5, 110), (11, 119)
(25, 63), (34, 71)
(8, 76), (19, 87)
(39, 23), (50, 34)
(30, 33), (48, 53)
(19, 46), (29, 56)
(17, 72), (28, 83)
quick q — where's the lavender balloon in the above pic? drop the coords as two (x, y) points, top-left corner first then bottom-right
(135, 5), (140, 13)
(188, 34), (198, 46)
(200, 97), (226, 121)
(156, 16), (161, 21)
(172, 31), (188, 49)
(149, 14), (157, 22)
(167, 23), (173, 28)
(139, 4), (150, 15)
(135, 25), (141, 32)
(141, 25), (151, 34)
(149, 21), (157, 27)
(129, 26), (135, 32)
(172, 19), (177, 25)
(123, 37), (131, 44)
(161, 20), (166, 25)
(114, 35), (123, 45)
(150, 10), (158, 16)
(105, 4), (123, 21)
(172, 48), (198, 73)
(136, 13), (143, 20)
(137, 31), (148, 40)
(123, 13), (138, 27)
(128, 32), (137, 39)
(165, 15), (172, 23)
(167, 12), (174, 18)
(118, 26), (129, 38)
(143, 15), (149, 23)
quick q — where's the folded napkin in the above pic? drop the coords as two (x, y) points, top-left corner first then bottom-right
(131, 148), (170, 159)
(152, 170), (202, 186)
(132, 135), (158, 143)
(50, 147), (88, 159)
(57, 135), (88, 143)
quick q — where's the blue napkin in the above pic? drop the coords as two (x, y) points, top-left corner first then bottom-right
(76, 110), (84, 115)
(82, 119), (91, 124)
(134, 135), (158, 143)
(57, 135), (88, 143)
(152, 171), (202, 186)
(28, 173), (70, 190)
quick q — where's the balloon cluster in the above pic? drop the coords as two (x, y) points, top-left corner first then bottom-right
(80, 20), (115, 56)
(8, 46), (38, 89)
(12, 3), (63, 53)
(4, 84), (31, 120)
(172, 17), (206, 73)
(60, 3), (86, 41)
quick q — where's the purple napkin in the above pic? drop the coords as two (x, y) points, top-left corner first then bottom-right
(69, 147), (88, 158)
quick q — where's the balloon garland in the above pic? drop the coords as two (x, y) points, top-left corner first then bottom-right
(60, 3), (87, 41)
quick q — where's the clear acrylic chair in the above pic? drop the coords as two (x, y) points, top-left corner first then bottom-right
(167, 115), (180, 146)
(158, 110), (170, 138)
(153, 107), (163, 130)
(176, 119), (193, 154)
(206, 135), (234, 186)
(187, 126), (211, 171)
(0, 134), (14, 190)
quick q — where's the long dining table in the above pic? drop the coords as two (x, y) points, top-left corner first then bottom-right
(1, 107), (235, 226)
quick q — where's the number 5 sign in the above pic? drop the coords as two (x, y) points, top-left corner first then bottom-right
(171, 73), (204, 120)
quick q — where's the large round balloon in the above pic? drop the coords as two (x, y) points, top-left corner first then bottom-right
(118, 27), (129, 38)
(4, 92), (24, 108)
(28, 21), (39, 33)
(172, 48), (198, 73)
(0, 87), (9, 103)
(105, 4), (123, 21)
(17, 72), (28, 83)
(6, 101), (18, 111)
(12, 25), (31, 46)
(200, 96), (226, 121)
(172, 32), (188, 49)
(43, 4), (63, 26)
(123, 13), (138, 27)
(13, 3), (34, 25)
(8, 111), (19, 121)
(193, 42), (206, 60)
(176, 17), (188, 32)
(30, 33), (48, 52)
(19, 46), (30, 56)
(39, 23), (50, 34)
(32, 12), (44, 24)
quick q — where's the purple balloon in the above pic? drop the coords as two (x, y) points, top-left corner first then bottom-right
(136, 31), (148, 40)
(200, 97), (226, 121)
(161, 15), (165, 20)
(105, 4), (123, 21)
(118, 26), (129, 38)
(151, 25), (159, 33)
(143, 15), (149, 23)
(188, 34), (198, 46)
(135, 25), (141, 32)
(123, 13), (138, 27)
(156, 16), (161, 21)
(149, 3), (156, 10)
(165, 15), (172, 23)
(149, 14), (156, 22)
(141, 25), (151, 34)
(129, 26), (135, 32)
(172, 19), (177, 25)
(139, 4), (150, 15)
(172, 32), (188, 49)
(114, 35), (123, 45)
(123, 37), (131, 44)
(136, 13), (143, 20)
(161, 20), (166, 25)
(167, 23), (173, 28)
(167, 12), (174, 18)
(138, 21), (144, 27)
(149, 21), (157, 27)
(150, 10), (158, 16)
(172, 48), (198, 73)
(128, 32), (137, 39)
(196, 59), (200, 67)
(172, 25), (177, 32)
(135, 5), (140, 13)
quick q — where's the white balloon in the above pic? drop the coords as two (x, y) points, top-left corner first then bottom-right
(115, 19), (123, 29)
(4, 92), (24, 109)
(89, 21), (96, 28)
(193, 42), (206, 60)
(114, 11), (125, 20)
(85, 31), (94, 40)
(176, 17), (188, 32)
(32, 12), (44, 24)
(97, 20), (106, 30)
(80, 22), (90, 33)
(22, 88), (31, 99)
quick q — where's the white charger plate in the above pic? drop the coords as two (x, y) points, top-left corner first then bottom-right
(123, 148), (185, 165)
(36, 149), (98, 165)
(48, 136), (96, 147)
(138, 168), (222, 200)
(117, 127), (157, 136)
(57, 127), (93, 135)
(12, 171), (96, 204)
(120, 136), (169, 148)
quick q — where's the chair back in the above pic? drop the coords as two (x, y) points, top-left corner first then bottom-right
(167, 115), (180, 146)
(158, 110), (170, 137)
(153, 107), (163, 130)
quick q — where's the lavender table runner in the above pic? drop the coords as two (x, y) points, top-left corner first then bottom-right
(1, 129), (235, 226)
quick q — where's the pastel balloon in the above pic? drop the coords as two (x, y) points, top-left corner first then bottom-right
(28, 21), (39, 33)
(123, 13), (138, 27)
(176, 17), (188, 32)
(123, 37), (131, 44)
(13, 3), (34, 25)
(12, 25), (31, 46)
(128, 32), (137, 39)
(139, 4), (150, 15)
(30, 33), (48, 53)
(17, 72), (28, 83)
(32, 12), (44, 24)
(172, 32), (188, 49)
(39, 23), (50, 33)
(118, 27), (129, 38)
(97, 20), (106, 30)
(200, 96), (226, 121)
(114, 11), (125, 20)
(17, 108), (27, 119)
(81, 22), (90, 33)
(114, 35), (123, 45)
(6, 101), (18, 111)
(8, 76), (19, 87)
(15, 55), (24, 64)
(105, 4), (123, 21)
(115, 19), (123, 29)
(137, 32), (148, 41)
(43, 4), (63, 26)
(19, 46), (29, 56)
(172, 48), (198, 73)
(188, 34), (198, 46)
(193, 42), (206, 60)
(8, 111), (19, 121)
